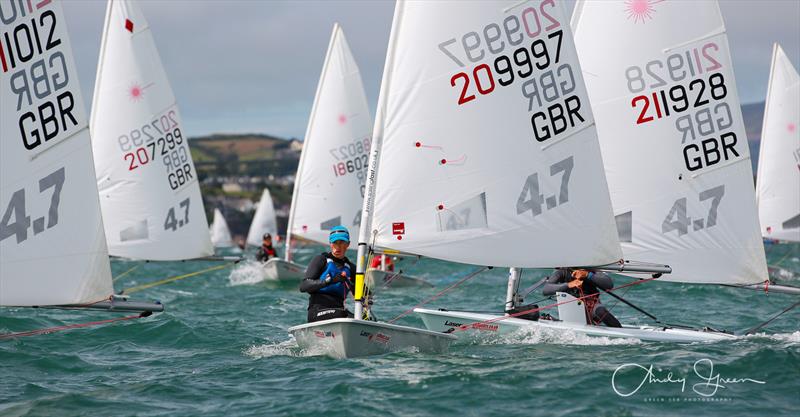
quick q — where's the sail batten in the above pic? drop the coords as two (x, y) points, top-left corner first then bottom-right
(90, 0), (213, 261)
(361, 0), (623, 268)
(572, 0), (768, 284)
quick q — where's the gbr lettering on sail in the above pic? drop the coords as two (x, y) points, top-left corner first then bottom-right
(626, 42), (739, 172)
(438, 0), (582, 143)
(0, 0), (78, 245)
(1, 0), (78, 151)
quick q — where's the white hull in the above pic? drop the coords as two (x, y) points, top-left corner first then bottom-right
(263, 259), (305, 282)
(414, 308), (736, 343)
(367, 269), (432, 288)
(288, 318), (455, 358)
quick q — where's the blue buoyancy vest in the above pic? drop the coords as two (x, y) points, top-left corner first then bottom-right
(318, 257), (351, 296)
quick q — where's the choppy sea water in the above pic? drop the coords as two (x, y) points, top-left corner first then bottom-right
(1, 243), (799, 416)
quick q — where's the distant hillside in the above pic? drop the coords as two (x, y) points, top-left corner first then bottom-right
(189, 133), (301, 178)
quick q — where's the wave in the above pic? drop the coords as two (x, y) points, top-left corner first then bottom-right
(244, 337), (330, 358)
(228, 261), (267, 286)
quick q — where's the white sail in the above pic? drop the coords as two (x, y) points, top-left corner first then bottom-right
(359, 0), (622, 268)
(210, 208), (234, 248)
(246, 188), (278, 247)
(90, 0), (213, 261)
(0, 0), (113, 305)
(756, 44), (800, 242)
(286, 24), (372, 248)
(572, 0), (767, 284)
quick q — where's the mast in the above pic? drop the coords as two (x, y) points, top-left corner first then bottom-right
(354, 2), (405, 320)
(504, 268), (523, 313)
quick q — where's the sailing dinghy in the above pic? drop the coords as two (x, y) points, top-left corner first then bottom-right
(756, 43), (800, 282)
(757, 44), (800, 244)
(245, 188), (300, 281)
(279, 24), (378, 284)
(90, 0), (215, 262)
(210, 208), (235, 249)
(246, 188), (278, 247)
(291, 12), (526, 356)
(1, 0), (161, 317)
(419, 0), (797, 341)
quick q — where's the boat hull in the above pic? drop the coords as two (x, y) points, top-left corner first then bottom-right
(288, 318), (455, 358)
(263, 259), (305, 282)
(367, 269), (433, 288)
(414, 308), (736, 343)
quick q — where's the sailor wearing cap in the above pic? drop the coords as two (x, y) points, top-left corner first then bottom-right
(299, 226), (357, 322)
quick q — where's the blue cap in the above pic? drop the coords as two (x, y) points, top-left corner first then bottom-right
(329, 225), (350, 243)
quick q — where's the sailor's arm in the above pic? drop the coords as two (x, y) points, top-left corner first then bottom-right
(542, 270), (570, 296)
(299, 255), (331, 293)
(587, 271), (613, 290)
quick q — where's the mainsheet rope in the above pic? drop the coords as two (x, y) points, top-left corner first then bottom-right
(0, 312), (151, 340)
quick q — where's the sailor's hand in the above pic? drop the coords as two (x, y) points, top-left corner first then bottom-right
(571, 269), (589, 280)
(567, 279), (584, 289)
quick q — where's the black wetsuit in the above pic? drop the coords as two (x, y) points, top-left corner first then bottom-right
(299, 252), (356, 323)
(255, 245), (277, 262)
(542, 269), (622, 328)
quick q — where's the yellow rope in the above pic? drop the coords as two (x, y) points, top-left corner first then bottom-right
(112, 265), (140, 283)
(121, 263), (235, 294)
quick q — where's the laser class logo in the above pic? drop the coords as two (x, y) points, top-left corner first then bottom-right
(127, 82), (154, 102)
(625, 0), (664, 24)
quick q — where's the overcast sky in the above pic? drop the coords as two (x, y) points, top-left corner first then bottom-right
(62, 0), (800, 139)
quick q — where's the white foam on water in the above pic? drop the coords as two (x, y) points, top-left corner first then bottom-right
(245, 336), (331, 358)
(497, 326), (642, 346)
(229, 261), (267, 286)
(245, 338), (303, 358)
(742, 330), (800, 344)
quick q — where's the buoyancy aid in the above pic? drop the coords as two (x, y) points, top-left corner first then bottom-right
(318, 256), (351, 296)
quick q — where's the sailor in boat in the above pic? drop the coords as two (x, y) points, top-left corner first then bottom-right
(255, 233), (278, 262)
(299, 226), (357, 322)
(542, 268), (622, 327)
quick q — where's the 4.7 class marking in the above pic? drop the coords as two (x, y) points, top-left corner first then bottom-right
(516, 156), (574, 218)
(0, 167), (65, 244)
(662, 185), (725, 236)
(164, 198), (190, 232)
